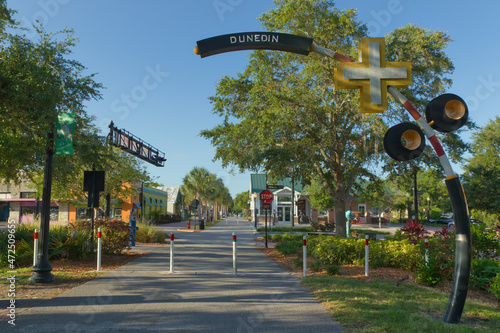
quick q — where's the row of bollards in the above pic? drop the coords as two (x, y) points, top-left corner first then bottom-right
(31, 229), (431, 277)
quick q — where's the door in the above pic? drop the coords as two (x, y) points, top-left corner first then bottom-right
(277, 206), (291, 223)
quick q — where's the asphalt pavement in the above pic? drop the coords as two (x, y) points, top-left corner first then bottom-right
(1, 217), (343, 332)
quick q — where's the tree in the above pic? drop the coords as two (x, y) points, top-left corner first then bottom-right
(233, 191), (250, 214)
(201, 0), (459, 235)
(303, 177), (334, 213)
(182, 167), (231, 221)
(463, 116), (500, 215)
(0, 23), (103, 182)
(0, 8), (152, 205)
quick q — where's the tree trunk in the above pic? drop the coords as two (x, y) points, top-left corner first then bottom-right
(334, 187), (346, 236)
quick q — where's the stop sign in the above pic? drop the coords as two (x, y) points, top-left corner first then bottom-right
(260, 190), (274, 203)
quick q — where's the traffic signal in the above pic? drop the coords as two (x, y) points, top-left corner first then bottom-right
(383, 122), (425, 161)
(425, 93), (468, 132)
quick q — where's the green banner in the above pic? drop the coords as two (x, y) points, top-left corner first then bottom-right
(55, 113), (75, 155)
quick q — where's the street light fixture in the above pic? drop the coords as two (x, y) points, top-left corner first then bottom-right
(427, 196), (431, 221)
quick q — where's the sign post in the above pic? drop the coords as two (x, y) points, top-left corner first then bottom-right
(260, 190), (273, 248)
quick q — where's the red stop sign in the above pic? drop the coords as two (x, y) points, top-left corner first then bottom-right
(260, 190), (274, 203)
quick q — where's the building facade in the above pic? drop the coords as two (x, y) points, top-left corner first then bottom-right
(249, 174), (373, 225)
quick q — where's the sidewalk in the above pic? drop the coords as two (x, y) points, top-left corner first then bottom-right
(1, 217), (343, 332)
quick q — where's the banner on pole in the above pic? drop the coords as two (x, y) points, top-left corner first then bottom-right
(55, 113), (75, 155)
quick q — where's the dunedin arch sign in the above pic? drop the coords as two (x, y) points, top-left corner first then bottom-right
(195, 32), (314, 58)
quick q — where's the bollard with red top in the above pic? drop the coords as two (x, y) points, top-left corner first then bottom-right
(33, 229), (39, 266)
(233, 232), (237, 275)
(97, 228), (102, 271)
(170, 233), (175, 273)
(365, 235), (369, 277)
(187, 221), (190, 229)
(303, 236), (307, 277)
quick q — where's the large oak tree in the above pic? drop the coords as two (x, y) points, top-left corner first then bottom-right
(201, 0), (468, 235)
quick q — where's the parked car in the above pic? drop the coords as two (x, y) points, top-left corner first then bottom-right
(447, 218), (483, 229)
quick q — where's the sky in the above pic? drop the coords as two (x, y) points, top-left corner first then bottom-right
(8, 0), (500, 197)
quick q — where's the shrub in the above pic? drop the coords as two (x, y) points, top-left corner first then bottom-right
(470, 259), (500, 290)
(276, 241), (301, 255)
(271, 233), (283, 242)
(397, 219), (429, 244)
(326, 264), (339, 276)
(417, 256), (443, 286)
(309, 235), (365, 265)
(50, 229), (93, 260)
(471, 223), (500, 260)
(135, 223), (166, 243)
(487, 273), (500, 305)
(310, 260), (323, 272)
(70, 218), (131, 254)
(282, 233), (302, 242)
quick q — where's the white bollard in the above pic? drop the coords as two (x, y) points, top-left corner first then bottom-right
(303, 236), (307, 277)
(365, 235), (369, 277)
(424, 238), (429, 264)
(233, 232), (237, 275)
(170, 233), (175, 273)
(97, 228), (102, 271)
(33, 229), (39, 266)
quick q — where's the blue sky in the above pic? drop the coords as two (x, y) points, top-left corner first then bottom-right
(8, 0), (500, 197)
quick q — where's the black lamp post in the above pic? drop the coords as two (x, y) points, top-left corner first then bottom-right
(30, 132), (55, 283)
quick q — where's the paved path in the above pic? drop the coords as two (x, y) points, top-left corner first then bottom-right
(1, 217), (343, 332)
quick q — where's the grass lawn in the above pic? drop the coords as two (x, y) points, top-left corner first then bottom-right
(302, 276), (500, 332)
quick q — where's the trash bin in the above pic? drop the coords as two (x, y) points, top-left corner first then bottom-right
(198, 219), (205, 230)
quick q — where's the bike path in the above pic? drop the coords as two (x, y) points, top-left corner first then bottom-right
(2, 217), (343, 332)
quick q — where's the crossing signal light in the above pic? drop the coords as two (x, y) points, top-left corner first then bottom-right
(383, 122), (426, 161)
(425, 93), (468, 132)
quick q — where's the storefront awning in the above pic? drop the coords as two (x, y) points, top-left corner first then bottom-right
(144, 197), (153, 206)
(133, 202), (142, 209)
(0, 198), (58, 207)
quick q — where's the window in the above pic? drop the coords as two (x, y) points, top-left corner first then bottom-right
(115, 208), (122, 218)
(20, 192), (37, 198)
(358, 204), (366, 216)
(0, 192), (11, 199)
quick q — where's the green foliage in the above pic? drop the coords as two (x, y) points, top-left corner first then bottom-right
(308, 235), (420, 270)
(135, 223), (166, 243)
(275, 241), (302, 255)
(488, 273), (500, 304)
(70, 218), (130, 254)
(310, 260), (323, 272)
(470, 222), (500, 259)
(463, 116), (500, 214)
(50, 229), (93, 260)
(282, 233), (303, 242)
(233, 191), (250, 213)
(271, 233), (283, 242)
(325, 264), (339, 276)
(308, 235), (365, 265)
(303, 178), (334, 212)
(395, 219), (429, 244)
(470, 259), (500, 290)
(416, 257), (443, 287)
(201, 0), (456, 237)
